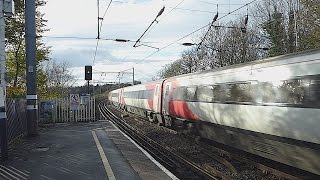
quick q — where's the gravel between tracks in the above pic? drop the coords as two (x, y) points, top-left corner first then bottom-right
(109, 107), (282, 180)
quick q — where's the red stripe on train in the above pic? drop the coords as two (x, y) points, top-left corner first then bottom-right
(146, 83), (156, 109)
(169, 101), (199, 121)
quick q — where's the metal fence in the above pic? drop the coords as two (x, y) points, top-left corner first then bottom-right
(6, 99), (27, 144)
(1, 99), (27, 160)
(1, 97), (96, 159)
(1, 99), (27, 159)
(40, 97), (96, 123)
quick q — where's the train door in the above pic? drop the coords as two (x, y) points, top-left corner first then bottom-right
(118, 89), (121, 104)
(119, 89), (124, 108)
(163, 82), (171, 114)
(153, 84), (160, 112)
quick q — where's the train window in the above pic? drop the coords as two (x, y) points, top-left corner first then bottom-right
(210, 85), (223, 102)
(224, 84), (234, 102)
(186, 87), (197, 101)
(165, 85), (169, 95)
(230, 83), (256, 103)
(172, 87), (187, 101)
(130, 92), (134, 98)
(139, 91), (143, 98)
(141, 90), (153, 99)
(238, 83), (256, 102)
(221, 83), (255, 103)
(197, 86), (214, 102)
(259, 79), (305, 105)
(122, 90), (153, 99)
(166, 75), (319, 107)
(278, 79), (304, 104)
(260, 82), (277, 103)
(308, 79), (320, 105)
(216, 84), (228, 102)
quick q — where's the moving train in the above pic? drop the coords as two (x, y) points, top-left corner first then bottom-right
(108, 49), (320, 175)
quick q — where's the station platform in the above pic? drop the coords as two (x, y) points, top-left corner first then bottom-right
(0, 120), (176, 180)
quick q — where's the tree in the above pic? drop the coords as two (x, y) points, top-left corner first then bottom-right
(156, 60), (184, 79)
(156, 0), (320, 79)
(298, 0), (320, 50)
(5, 0), (50, 97)
(253, 0), (320, 54)
(263, 6), (287, 56)
(42, 60), (75, 98)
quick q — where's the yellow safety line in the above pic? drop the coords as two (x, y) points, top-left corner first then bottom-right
(91, 131), (116, 180)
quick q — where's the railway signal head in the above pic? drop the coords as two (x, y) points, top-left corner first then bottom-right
(85, 65), (92, 80)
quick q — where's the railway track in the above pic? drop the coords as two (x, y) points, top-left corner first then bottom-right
(100, 101), (319, 180)
(98, 101), (224, 179)
(123, 109), (319, 180)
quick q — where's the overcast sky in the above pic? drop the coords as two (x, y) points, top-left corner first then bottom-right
(40, 0), (254, 86)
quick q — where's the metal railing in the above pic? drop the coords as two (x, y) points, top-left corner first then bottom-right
(6, 99), (27, 143)
(1, 97), (96, 160)
(1, 99), (27, 160)
(40, 97), (96, 124)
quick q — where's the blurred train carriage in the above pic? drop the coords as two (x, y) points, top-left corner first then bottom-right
(108, 49), (320, 175)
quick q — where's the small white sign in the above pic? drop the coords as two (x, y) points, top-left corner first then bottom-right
(28, 66), (34, 73)
(81, 95), (90, 104)
(70, 94), (80, 110)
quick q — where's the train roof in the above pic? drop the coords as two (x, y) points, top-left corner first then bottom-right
(109, 79), (165, 92)
(166, 48), (320, 80)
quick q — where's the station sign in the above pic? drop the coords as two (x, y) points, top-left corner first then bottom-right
(70, 94), (80, 110)
(81, 95), (90, 105)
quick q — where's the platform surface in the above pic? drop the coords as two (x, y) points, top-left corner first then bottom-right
(0, 121), (175, 180)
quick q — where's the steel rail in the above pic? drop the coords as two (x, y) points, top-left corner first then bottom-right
(127, 113), (238, 175)
(98, 101), (224, 179)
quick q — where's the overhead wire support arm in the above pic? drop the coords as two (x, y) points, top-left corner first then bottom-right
(241, 13), (249, 33)
(136, 44), (159, 50)
(197, 5), (219, 51)
(93, 0), (113, 65)
(133, 6), (165, 48)
(97, 0), (101, 39)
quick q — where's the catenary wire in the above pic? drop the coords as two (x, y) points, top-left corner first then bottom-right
(167, 7), (263, 17)
(41, 35), (160, 43)
(99, 0), (113, 34)
(93, 0), (113, 65)
(142, 0), (186, 41)
(133, 0), (258, 66)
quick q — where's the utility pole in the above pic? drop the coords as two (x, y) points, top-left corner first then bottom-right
(87, 81), (90, 95)
(132, 67), (134, 85)
(0, 0), (8, 160)
(25, 0), (38, 136)
(97, 0), (100, 39)
(118, 73), (121, 88)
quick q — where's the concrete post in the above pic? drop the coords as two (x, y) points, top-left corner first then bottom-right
(25, 0), (38, 136)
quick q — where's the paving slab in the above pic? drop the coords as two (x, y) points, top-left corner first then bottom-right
(0, 121), (175, 180)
